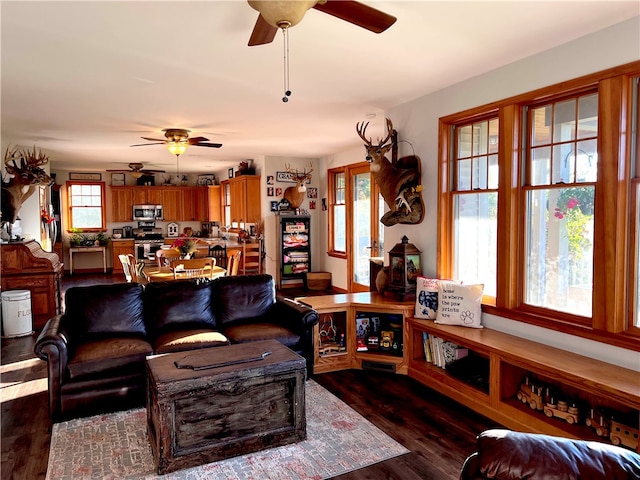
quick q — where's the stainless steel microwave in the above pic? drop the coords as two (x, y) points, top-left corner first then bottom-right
(133, 204), (163, 221)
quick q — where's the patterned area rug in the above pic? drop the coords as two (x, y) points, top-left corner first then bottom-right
(46, 380), (409, 479)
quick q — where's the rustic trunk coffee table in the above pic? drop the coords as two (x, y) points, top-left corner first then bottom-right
(146, 339), (307, 475)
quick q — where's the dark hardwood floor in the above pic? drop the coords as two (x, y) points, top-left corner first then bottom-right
(1, 273), (499, 479)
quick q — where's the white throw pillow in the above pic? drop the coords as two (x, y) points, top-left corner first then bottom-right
(414, 277), (441, 319)
(435, 281), (484, 328)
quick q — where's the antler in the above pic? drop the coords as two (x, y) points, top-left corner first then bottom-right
(285, 161), (313, 181)
(356, 118), (393, 147)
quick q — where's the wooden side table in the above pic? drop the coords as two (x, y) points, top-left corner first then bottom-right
(69, 246), (107, 275)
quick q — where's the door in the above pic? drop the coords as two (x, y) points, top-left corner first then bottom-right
(348, 164), (383, 292)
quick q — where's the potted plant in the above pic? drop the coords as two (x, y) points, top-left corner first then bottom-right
(96, 232), (109, 246)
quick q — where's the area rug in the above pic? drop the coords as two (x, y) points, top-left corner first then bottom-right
(46, 380), (409, 479)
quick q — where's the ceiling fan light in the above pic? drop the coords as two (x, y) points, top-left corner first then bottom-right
(167, 142), (188, 156)
(131, 171), (144, 179)
(248, 0), (317, 28)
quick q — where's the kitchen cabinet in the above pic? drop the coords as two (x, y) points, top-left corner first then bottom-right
(181, 187), (209, 222)
(228, 176), (261, 225)
(112, 240), (135, 275)
(110, 187), (134, 222)
(207, 185), (221, 222)
(147, 187), (181, 221)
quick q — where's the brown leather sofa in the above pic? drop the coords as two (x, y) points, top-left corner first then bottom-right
(460, 429), (640, 480)
(35, 274), (318, 420)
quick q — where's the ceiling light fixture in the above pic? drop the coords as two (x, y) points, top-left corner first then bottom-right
(167, 141), (188, 157)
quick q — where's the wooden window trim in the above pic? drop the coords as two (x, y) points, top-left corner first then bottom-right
(65, 180), (106, 232)
(438, 61), (640, 352)
(328, 166), (347, 259)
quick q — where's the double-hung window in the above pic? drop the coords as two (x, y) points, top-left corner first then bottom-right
(66, 181), (106, 231)
(524, 93), (597, 319)
(328, 167), (346, 257)
(439, 62), (640, 350)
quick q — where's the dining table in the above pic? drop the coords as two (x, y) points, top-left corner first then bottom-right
(143, 265), (226, 282)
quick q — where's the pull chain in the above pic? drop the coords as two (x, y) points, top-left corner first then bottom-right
(282, 25), (291, 102)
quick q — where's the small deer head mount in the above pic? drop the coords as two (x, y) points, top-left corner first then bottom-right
(283, 161), (313, 209)
(2, 146), (54, 225)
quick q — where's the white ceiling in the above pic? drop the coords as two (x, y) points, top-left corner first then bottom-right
(2, 1), (638, 176)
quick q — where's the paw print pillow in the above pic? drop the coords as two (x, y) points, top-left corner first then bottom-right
(435, 281), (484, 328)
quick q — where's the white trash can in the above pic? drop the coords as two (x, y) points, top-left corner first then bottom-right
(1, 290), (33, 338)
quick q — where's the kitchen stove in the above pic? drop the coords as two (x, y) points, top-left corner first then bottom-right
(133, 221), (165, 264)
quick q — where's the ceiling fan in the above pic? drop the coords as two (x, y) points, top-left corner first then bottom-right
(130, 128), (222, 157)
(107, 163), (166, 179)
(247, 0), (397, 46)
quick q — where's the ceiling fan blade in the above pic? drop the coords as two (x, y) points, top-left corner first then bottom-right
(106, 169), (129, 173)
(193, 142), (223, 148)
(313, 1), (396, 33)
(248, 14), (278, 46)
(141, 169), (166, 174)
(130, 142), (165, 147)
(188, 136), (210, 144)
(141, 136), (167, 142)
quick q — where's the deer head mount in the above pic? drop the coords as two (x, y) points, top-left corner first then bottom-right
(1, 146), (54, 226)
(283, 161), (313, 209)
(356, 118), (424, 226)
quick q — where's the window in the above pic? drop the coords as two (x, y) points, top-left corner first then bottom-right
(439, 62), (640, 351)
(328, 168), (346, 257)
(222, 181), (231, 227)
(632, 76), (640, 328)
(524, 93), (597, 318)
(66, 181), (106, 231)
(452, 117), (499, 297)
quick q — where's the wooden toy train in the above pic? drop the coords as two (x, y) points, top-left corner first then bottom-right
(518, 376), (639, 450)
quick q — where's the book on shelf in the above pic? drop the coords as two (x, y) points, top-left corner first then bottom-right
(423, 334), (468, 368)
(422, 332), (432, 363)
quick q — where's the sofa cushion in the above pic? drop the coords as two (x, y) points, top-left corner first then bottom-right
(64, 283), (146, 337)
(67, 337), (153, 379)
(212, 274), (276, 326)
(223, 322), (301, 349)
(153, 329), (230, 354)
(144, 280), (216, 335)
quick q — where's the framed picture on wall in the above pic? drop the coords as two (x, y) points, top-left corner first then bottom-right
(228, 168), (234, 179)
(111, 173), (125, 186)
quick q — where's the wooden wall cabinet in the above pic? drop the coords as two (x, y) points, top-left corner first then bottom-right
(206, 185), (221, 222)
(110, 187), (134, 222)
(111, 240), (135, 275)
(228, 176), (261, 225)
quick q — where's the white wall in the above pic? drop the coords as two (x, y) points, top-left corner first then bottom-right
(319, 17), (640, 370)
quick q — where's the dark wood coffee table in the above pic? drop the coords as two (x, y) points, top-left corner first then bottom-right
(146, 339), (307, 475)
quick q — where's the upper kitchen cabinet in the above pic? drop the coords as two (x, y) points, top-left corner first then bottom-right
(111, 187), (134, 222)
(181, 187), (208, 222)
(146, 187), (181, 221)
(228, 176), (261, 225)
(207, 185), (221, 222)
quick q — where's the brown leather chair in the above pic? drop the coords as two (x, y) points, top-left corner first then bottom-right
(459, 429), (640, 480)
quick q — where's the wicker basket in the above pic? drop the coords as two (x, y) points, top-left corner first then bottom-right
(306, 272), (331, 290)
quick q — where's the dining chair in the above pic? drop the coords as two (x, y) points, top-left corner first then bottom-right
(169, 257), (216, 279)
(156, 248), (181, 267)
(118, 254), (135, 282)
(226, 249), (242, 276)
(208, 244), (227, 269)
(242, 241), (262, 275)
(118, 254), (148, 284)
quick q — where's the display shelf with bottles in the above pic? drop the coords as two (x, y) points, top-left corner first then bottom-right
(406, 316), (640, 451)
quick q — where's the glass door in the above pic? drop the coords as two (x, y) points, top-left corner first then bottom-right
(349, 165), (383, 292)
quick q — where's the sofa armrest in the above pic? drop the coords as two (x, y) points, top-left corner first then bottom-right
(463, 429), (640, 480)
(269, 296), (319, 333)
(34, 315), (71, 419)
